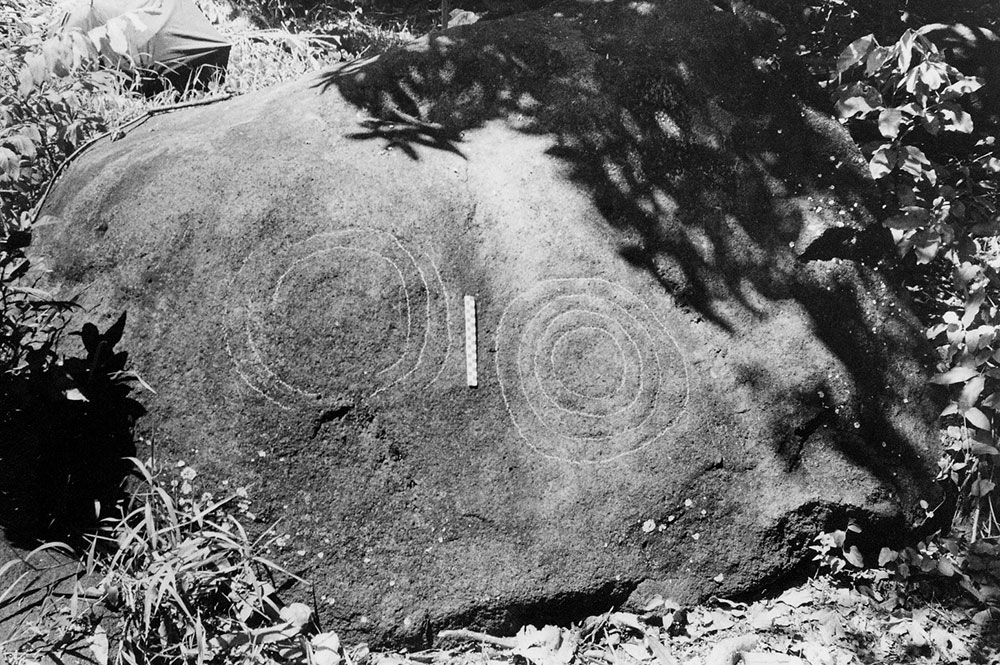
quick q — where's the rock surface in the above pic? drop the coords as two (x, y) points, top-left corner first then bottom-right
(27, 0), (942, 646)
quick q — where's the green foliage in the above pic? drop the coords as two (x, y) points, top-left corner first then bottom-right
(0, 229), (74, 379)
(832, 27), (998, 264)
(808, 521), (866, 575)
(1, 459), (343, 665)
(225, 28), (357, 93)
(832, 27), (1000, 538)
(0, 2), (120, 229)
(0, 5), (102, 402)
(811, 525), (1000, 625)
(213, 0), (415, 58)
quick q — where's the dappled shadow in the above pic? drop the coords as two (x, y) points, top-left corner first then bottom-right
(317, 1), (880, 330)
(314, 0), (940, 512)
(346, 115), (467, 160)
(0, 314), (145, 547)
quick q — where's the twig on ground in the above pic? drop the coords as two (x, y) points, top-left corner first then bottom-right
(436, 629), (518, 649)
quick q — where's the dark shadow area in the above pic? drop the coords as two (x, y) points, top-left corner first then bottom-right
(0, 313), (145, 548)
(227, 0), (552, 32)
(429, 578), (640, 646)
(733, 499), (910, 598)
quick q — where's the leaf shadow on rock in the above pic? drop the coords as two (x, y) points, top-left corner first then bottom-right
(313, 0), (944, 585)
(316, 2), (879, 327)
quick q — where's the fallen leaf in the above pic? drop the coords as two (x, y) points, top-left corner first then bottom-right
(843, 546), (864, 568)
(936, 558), (956, 577)
(621, 641), (651, 662)
(705, 634), (757, 665)
(279, 602), (312, 628)
(878, 547), (897, 567)
(750, 605), (790, 630)
(777, 588), (814, 608)
(64, 387), (89, 402)
(644, 632), (679, 665)
(815, 610), (842, 642)
(708, 611), (735, 632)
(448, 9), (480, 26)
(798, 641), (833, 665)
(928, 626), (970, 661)
(88, 627), (109, 665)
(513, 625), (579, 665)
(972, 607), (1000, 625)
(311, 632), (342, 665)
(832, 588), (864, 607)
(888, 621), (909, 636)
(907, 620), (928, 648)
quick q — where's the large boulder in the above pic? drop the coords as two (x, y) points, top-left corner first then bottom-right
(28, 0), (941, 646)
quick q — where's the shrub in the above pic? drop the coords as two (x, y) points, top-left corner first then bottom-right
(0, 1), (121, 230)
(832, 27), (1000, 537)
(0, 229), (72, 378)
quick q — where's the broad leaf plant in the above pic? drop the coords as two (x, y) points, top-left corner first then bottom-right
(833, 27), (1000, 537)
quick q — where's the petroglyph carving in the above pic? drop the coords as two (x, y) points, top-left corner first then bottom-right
(496, 278), (689, 463)
(224, 228), (452, 408)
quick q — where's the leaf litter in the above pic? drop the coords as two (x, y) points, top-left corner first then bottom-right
(402, 573), (995, 665)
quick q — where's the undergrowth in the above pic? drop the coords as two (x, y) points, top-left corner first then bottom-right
(1, 459), (342, 665)
(829, 24), (1000, 538)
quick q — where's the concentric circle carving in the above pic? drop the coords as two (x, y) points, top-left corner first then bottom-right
(224, 228), (452, 408)
(496, 278), (689, 463)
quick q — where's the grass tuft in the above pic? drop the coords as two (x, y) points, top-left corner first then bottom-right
(2, 458), (331, 665)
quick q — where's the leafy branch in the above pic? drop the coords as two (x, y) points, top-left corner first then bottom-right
(833, 27), (1000, 537)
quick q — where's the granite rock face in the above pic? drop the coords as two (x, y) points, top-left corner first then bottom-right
(28, 0), (941, 646)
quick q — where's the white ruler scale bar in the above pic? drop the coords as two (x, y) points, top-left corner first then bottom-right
(464, 295), (478, 388)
